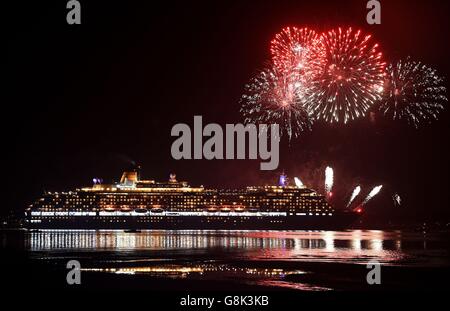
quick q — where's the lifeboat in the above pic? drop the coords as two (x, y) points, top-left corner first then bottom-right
(121, 205), (131, 211)
(234, 207), (245, 213)
(134, 208), (148, 213)
(206, 205), (218, 212)
(151, 205), (164, 213)
(248, 208), (259, 213)
(104, 205), (117, 212)
(220, 207), (231, 212)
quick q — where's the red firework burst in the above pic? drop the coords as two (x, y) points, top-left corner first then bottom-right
(305, 27), (386, 123)
(270, 27), (325, 82)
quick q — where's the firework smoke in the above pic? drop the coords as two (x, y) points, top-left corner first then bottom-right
(346, 185), (361, 208)
(325, 166), (334, 195)
(362, 185), (383, 205)
(379, 58), (447, 128)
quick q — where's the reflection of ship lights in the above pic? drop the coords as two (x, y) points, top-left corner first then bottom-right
(351, 230), (362, 251)
(369, 230), (384, 252)
(323, 231), (335, 252)
(28, 231), (408, 265)
(80, 265), (303, 278)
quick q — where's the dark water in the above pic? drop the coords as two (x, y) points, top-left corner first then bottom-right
(2, 229), (450, 291)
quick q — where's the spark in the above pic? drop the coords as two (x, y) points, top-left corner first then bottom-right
(393, 193), (401, 207)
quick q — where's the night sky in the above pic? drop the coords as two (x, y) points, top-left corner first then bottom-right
(4, 0), (450, 224)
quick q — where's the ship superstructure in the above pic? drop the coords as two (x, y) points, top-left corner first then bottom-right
(26, 169), (358, 229)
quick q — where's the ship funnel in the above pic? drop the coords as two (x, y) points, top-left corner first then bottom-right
(169, 173), (177, 183)
(120, 171), (139, 186)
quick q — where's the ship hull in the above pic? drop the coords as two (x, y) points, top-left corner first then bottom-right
(26, 213), (359, 230)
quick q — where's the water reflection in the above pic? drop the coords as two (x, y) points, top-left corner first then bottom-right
(81, 264), (303, 278)
(9, 229), (448, 291)
(26, 229), (415, 264)
(80, 263), (324, 290)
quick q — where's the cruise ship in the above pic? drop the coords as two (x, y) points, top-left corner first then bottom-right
(26, 169), (360, 229)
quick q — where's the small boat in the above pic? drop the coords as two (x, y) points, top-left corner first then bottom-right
(103, 205), (117, 212)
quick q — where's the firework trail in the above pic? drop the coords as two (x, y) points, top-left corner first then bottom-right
(294, 177), (304, 188)
(346, 185), (361, 208)
(240, 67), (313, 140)
(379, 58), (447, 128)
(305, 27), (386, 124)
(325, 166), (334, 195)
(362, 185), (383, 205)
